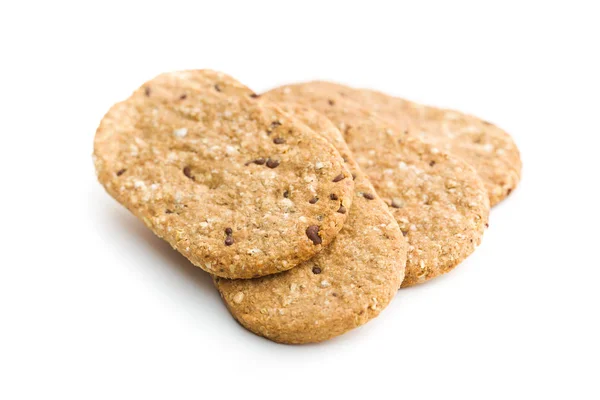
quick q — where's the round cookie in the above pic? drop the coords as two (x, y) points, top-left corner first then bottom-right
(271, 82), (521, 206)
(215, 106), (407, 343)
(94, 70), (354, 279)
(262, 87), (489, 287)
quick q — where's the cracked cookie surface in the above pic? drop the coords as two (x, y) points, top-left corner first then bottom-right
(94, 70), (353, 279)
(215, 105), (407, 343)
(263, 87), (489, 286)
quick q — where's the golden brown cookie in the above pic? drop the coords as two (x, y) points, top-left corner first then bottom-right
(94, 70), (354, 279)
(270, 82), (521, 206)
(263, 87), (489, 286)
(215, 106), (407, 343)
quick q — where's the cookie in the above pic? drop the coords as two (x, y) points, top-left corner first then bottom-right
(270, 82), (521, 206)
(94, 70), (354, 279)
(263, 87), (490, 286)
(215, 105), (407, 343)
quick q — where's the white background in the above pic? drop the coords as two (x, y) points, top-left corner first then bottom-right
(1, 1), (599, 399)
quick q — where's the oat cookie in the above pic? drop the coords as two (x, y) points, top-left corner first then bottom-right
(215, 106), (407, 343)
(270, 82), (521, 205)
(263, 87), (489, 286)
(94, 70), (354, 279)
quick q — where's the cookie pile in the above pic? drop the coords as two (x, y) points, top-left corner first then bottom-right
(94, 70), (521, 344)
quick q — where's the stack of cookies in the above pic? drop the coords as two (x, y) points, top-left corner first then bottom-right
(94, 70), (521, 344)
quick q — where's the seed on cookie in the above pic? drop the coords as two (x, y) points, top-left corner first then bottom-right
(305, 225), (322, 245)
(337, 205), (346, 214)
(183, 166), (194, 180)
(116, 168), (126, 176)
(309, 196), (318, 204)
(330, 193), (338, 200)
(273, 137), (286, 144)
(266, 159), (280, 169)
(363, 192), (375, 200)
(144, 87), (151, 96)
(312, 266), (322, 274)
(179, 94), (187, 100)
(214, 83), (222, 92)
(332, 173), (345, 182)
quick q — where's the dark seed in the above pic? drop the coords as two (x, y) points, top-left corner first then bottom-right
(342, 156), (348, 163)
(485, 223), (490, 228)
(332, 292), (338, 297)
(309, 196), (318, 204)
(401, 230), (408, 237)
(391, 199), (402, 208)
(214, 84), (222, 92)
(352, 173), (357, 180)
(332, 173), (345, 182)
(266, 159), (280, 168)
(337, 205), (346, 214)
(363, 193), (375, 200)
(273, 137), (286, 144)
(225, 227), (233, 235)
(306, 225), (322, 245)
(245, 158), (266, 166)
(183, 166), (194, 180)
(165, 209), (173, 214)
(328, 99), (335, 106)
(330, 193), (338, 200)
(116, 168), (126, 176)
(429, 160), (436, 167)
(270, 121), (282, 128)
(249, 93), (260, 98)
(179, 94), (187, 100)
(283, 190), (289, 198)
(224, 236), (234, 246)
(312, 266), (322, 274)
(507, 188), (513, 195)
(144, 87), (151, 96)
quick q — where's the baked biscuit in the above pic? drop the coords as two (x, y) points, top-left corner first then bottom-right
(263, 87), (489, 286)
(94, 71), (353, 279)
(270, 82), (521, 205)
(215, 105), (407, 343)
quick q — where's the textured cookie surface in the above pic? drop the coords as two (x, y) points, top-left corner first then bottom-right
(271, 82), (521, 205)
(94, 70), (354, 279)
(263, 87), (489, 286)
(215, 106), (407, 343)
